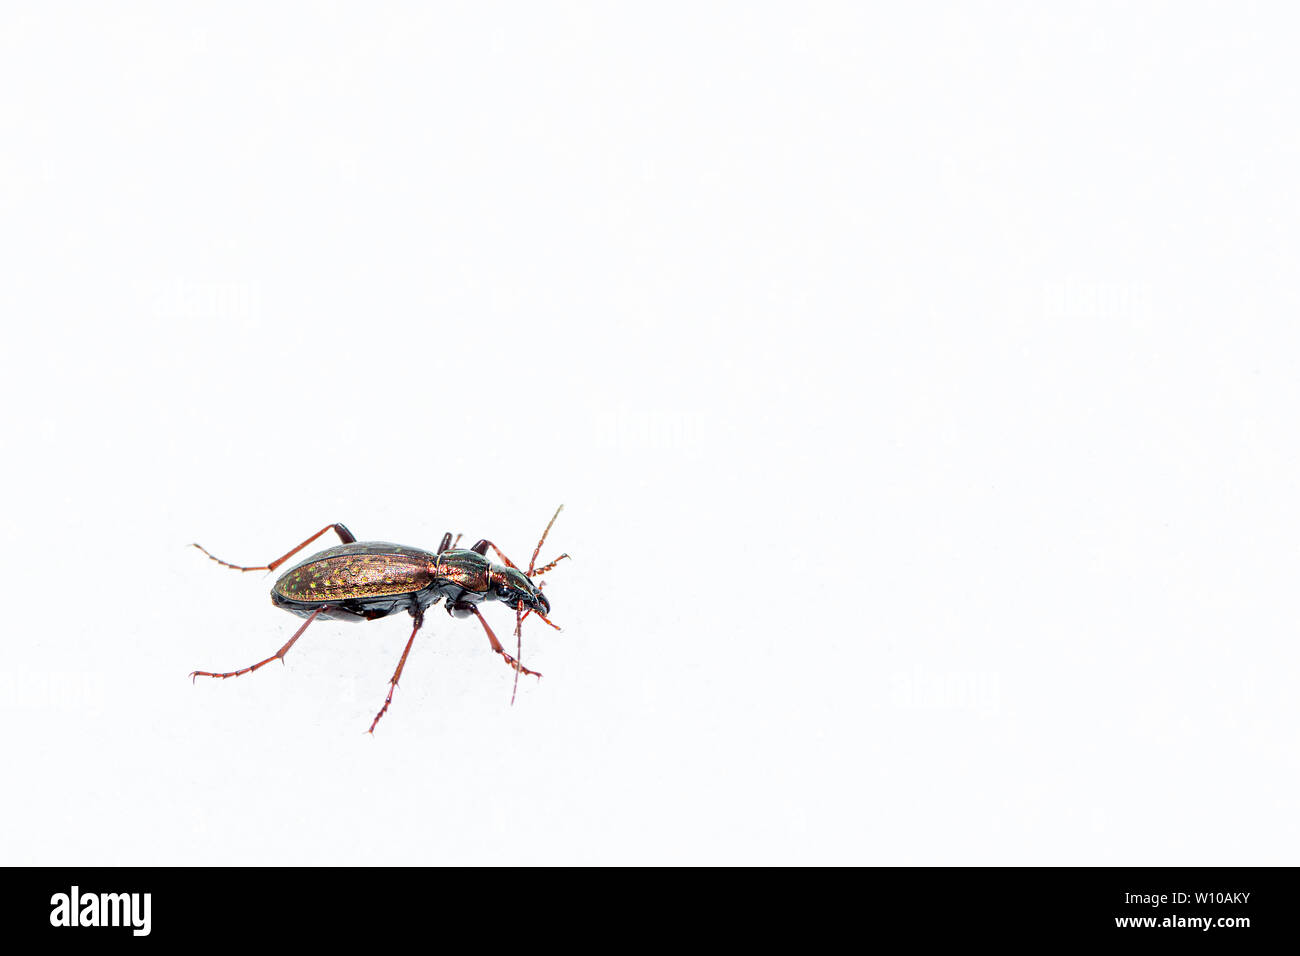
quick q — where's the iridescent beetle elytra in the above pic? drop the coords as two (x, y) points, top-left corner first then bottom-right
(190, 505), (568, 733)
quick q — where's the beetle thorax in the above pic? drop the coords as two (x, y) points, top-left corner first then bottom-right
(433, 549), (492, 593)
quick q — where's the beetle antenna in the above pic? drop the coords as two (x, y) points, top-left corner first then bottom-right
(529, 504), (564, 576)
(511, 600), (524, 706)
(510, 505), (565, 705)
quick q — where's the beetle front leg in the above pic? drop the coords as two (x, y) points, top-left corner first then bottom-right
(452, 601), (541, 678)
(192, 523), (357, 573)
(190, 606), (329, 681)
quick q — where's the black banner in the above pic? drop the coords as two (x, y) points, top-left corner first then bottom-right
(10, 867), (1295, 943)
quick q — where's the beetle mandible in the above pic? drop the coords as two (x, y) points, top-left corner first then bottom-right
(190, 505), (569, 733)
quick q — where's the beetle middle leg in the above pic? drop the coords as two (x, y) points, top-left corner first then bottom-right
(368, 607), (425, 734)
(190, 605), (331, 681)
(192, 523), (357, 573)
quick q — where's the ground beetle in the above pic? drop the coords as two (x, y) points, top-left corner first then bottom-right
(190, 505), (568, 732)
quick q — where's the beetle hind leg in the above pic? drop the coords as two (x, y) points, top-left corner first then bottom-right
(190, 606), (329, 682)
(192, 523), (357, 573)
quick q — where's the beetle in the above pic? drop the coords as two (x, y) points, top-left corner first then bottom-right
(190, 505), (568, 732)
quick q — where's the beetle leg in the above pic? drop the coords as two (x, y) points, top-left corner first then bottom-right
(470, 538), (515, 566)
(479, 540), (568, 581)
(476, 506), (567, 577)
(476, 540), (531, 573)
(368, 608), (425, 734)
(190, 606), (328, 681)
(193, 523), (357, 572)
(458, 603), (541, 678)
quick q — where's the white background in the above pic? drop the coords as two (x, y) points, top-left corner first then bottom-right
(2, 3), (1297, 865)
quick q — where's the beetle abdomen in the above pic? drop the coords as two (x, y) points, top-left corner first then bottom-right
(274, 552), (432, 603)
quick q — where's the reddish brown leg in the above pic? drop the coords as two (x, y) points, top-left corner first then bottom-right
(464, 604), (541, 678)
(190, 606), (328, 681)
(193, 523), (356, 573)
(473, 539), (516, 568)
(473, 505), (567, 576)
(473, 509), (564, 574)
(368, 610), (425, 734)
(478, 541), (570, 578)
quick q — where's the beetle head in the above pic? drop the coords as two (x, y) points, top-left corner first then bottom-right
(488, 565), (550, 615)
